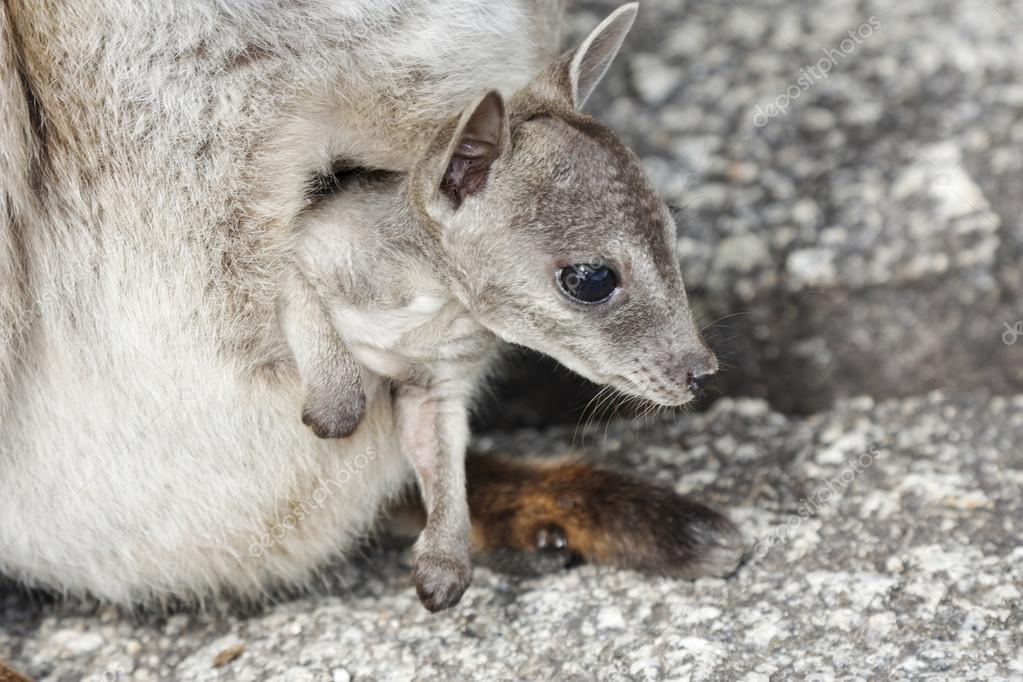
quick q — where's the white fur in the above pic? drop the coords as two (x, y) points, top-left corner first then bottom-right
(0, 0), (565, 602)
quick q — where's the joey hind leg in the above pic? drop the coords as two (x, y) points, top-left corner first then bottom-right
(466, 453), (745, 579)
(279, 266), (366, 438)
(395, 385), (473, 612)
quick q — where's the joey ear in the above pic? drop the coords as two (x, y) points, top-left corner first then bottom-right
(438, 90), (510, 208)
(566, 3), (638, 109)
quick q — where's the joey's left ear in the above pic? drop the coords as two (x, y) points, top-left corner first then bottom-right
(437, 90), (510, 209)
(566, 3), (638, 109)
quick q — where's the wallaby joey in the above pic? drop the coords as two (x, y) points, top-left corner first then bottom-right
(281, 5), (721, 612)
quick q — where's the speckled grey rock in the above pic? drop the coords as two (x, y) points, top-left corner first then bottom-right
(2, 392), (1021, 680)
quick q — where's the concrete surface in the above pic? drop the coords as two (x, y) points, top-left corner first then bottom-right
(3, 0), (1023, 679)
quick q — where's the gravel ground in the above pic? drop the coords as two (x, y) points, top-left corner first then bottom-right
(4, 0), (1023, 679)
(3, 394), (1022, 680)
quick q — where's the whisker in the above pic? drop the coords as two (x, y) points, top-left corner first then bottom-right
(699, 310), (750, 333)
(602, 391), (632, 446)
(578, 385), (616, 447)
(574, 385), (610, 447)
(625, 395), (652, 428)
(593, 386), (620, 425)
(641, 398), (657, 423)
(574, 388), (601, 446)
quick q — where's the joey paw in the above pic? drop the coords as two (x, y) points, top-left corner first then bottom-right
(301, 386), (366, 439)
(412, 552), (472, 613)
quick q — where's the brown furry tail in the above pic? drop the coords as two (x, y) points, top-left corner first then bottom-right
(466, 453), (745, 579)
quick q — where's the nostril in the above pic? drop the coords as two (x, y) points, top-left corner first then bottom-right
(686, 369), (715, 393)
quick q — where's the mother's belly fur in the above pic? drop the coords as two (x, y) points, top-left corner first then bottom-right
(0, 365), (410, 603)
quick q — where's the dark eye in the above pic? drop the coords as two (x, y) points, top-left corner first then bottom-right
(557, 264), (618, 304)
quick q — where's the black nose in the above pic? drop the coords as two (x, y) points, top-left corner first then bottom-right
(686, 369), (715, 393)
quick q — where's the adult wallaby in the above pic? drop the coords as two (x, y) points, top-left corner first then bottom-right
(0, 1), (742, 611)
